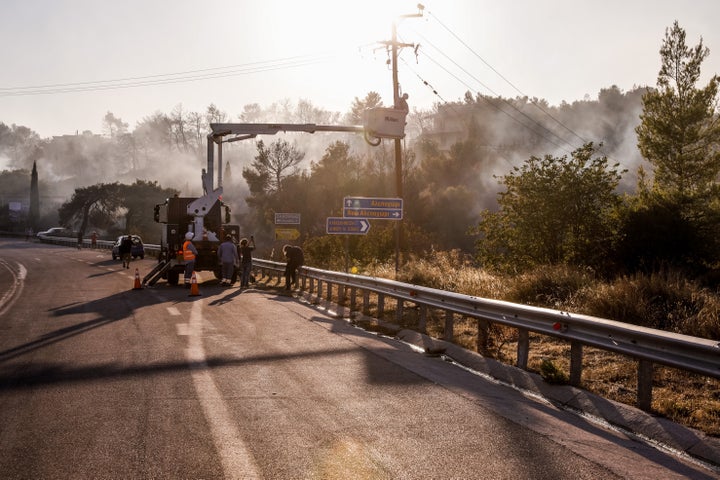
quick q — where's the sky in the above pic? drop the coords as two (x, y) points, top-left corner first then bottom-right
(2, 0), (720, 139)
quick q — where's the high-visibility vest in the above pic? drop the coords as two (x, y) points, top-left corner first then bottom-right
(183, 240), (196, 261)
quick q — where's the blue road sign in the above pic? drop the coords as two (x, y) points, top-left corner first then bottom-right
(343, 196), (403, 220)
(326, 217), (370, 235)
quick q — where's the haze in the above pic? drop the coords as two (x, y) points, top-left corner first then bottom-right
(2, 0), (720, 139)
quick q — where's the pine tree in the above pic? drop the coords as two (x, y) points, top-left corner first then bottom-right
(29, 161), (39, 232)
(636, 21), (720, 198)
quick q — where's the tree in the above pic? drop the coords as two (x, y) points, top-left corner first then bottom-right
(240, 139), (304, 236)
(206, 103), (227, 124)
(627, 21), (720, 274)
(413, 138), (491, 251)
(247, 139), (305, 194)
(303, 141), (361, 235)
(169, 104), (190, 152)
(103, 111), (128, 138)
(58, 184), (123, 242)
(348, 92), (383, 124)
(636, 21), (720, 197)
(29, 161), (39, 231)
(0, 124), (41, 169)
(186, 111), (207, 156)
(474, 143), (625, 272)
(119, 180), (179, 238)
(239, 103), (263, 122)
(133, 112), (172, 163)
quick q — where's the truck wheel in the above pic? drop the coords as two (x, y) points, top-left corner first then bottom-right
(168, 270), (180, 285)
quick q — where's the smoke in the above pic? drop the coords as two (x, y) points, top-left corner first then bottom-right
(0, 153), (10, 171)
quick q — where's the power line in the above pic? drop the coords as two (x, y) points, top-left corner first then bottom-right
(406, 45), (575, 155)
(426, 10), (591, 148)
(400, 57), (548, 169)
(0, 55), (335, 97)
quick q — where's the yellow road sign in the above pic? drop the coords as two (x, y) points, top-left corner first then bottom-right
(275, 227), (300, 240)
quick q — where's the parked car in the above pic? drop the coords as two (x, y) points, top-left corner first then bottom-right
(37, 227), (72, 237)
(111, 235), (145, 260)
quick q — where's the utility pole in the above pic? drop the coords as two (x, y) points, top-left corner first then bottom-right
(382, 4), (423, 274)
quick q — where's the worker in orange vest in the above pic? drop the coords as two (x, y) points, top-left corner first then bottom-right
(183, 231), (198, 288)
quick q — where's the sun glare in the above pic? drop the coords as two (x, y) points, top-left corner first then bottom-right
(269, 0), (425, 53)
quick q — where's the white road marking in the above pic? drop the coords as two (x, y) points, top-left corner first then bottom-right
(187, 301), (260, 479)
(167, 307), (181, 316)
(0, 260), (25, 317)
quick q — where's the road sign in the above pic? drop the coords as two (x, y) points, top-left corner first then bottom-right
(326, 217), (370, 235)
(274, 227), (300, 240)
(343, 196), (403, 220)
(275, 212), (301, 224)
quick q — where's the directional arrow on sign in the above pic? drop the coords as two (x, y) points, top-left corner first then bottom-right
(343, 196), (403, 220)
(326, 217), (370, 235)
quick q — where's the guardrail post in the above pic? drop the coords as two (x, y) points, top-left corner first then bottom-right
(444, 310), (454, 342)
(326, 282), (333, 301)
(350, 287), (357, 311)
(338, 284), (346, 305)
(418, 304), (427, 334)
(317, 280), (323, 300)
(516, 328), (529, 369)
(396, 298), (404, 324)
(637, 360), (654, 411)
(570, 340), (583, 387)
(309, 277), (315, 294)
(377, 293), (385, 319)
(363, 290), (370, 315)
(477, 319), (490, 356)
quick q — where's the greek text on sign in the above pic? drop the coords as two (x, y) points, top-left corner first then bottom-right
(275, 212), (301, 224)
(343, 196), (403, 220)
(326, 217), (370, 235)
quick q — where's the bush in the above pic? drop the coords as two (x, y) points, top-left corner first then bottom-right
(505, 264), (594, 309)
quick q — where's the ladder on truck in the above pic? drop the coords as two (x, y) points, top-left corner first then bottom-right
(142, 260), (174, 287)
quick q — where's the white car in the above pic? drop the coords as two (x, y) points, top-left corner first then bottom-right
(37, 227), (72, 237)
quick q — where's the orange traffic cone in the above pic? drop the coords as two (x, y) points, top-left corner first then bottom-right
(133, 268), (143, 290)
(189, 272), (201, 296)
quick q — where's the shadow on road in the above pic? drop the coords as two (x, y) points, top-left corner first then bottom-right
(0, 289), (162, 364)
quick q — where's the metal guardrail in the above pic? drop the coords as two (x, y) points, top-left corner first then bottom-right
(252, 258), (720, 411)
(32, 236), (720, 410)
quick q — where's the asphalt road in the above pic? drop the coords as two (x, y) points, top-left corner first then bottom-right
(0, 238), (717, 479)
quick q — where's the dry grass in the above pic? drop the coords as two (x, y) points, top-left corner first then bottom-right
(344, 254), (720, 437)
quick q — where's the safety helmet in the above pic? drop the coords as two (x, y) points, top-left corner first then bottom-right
(185, 232), (194, 240)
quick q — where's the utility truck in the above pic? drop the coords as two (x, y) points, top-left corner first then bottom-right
(143, 109), (407, 287)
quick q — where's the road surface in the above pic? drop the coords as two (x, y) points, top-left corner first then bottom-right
(0, 239), (717, 479)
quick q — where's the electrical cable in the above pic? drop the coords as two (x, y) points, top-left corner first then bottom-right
(426, 10), (591, 147)
(403, 31), (577, 154)
(0, 54), (335, 97)
(400, 57), (527, 169)
(406, 50), (574, 155)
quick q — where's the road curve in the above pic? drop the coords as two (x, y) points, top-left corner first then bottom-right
(0, 238), (717, 479)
